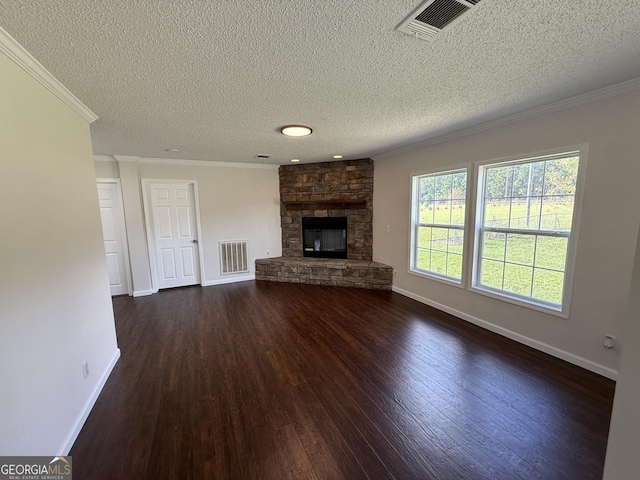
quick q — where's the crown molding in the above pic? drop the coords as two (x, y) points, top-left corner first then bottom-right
(0, 26), (98, 123)
(375, 77), (640, 160)
(101, 155), (278, 169)
(137, 157), (279, 170)
(112, 155), (140, 163)
(94, 155), (117, 162)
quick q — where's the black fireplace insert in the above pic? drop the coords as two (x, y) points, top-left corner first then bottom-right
(302, 217), (347, 259)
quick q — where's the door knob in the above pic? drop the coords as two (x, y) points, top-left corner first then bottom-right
(192, 239), (198, 244)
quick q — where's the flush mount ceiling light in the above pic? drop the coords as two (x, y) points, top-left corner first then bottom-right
(280, 125), (312, 137)
(290, 158), (301, 163)
(166, 148), (180, 153)
(333, 155), (343, 159)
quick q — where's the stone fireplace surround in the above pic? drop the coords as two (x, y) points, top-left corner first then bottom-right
(255, 158), (392, 290)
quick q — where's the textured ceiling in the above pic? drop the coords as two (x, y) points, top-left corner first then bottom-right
(1, 0), (640, 164)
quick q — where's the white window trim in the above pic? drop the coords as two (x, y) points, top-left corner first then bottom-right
(470, 145), (589, 318)
(409, 167), (469, 285)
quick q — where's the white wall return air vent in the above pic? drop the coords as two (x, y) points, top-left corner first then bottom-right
(396, 0), (484, 40)
(219, 240), (249, 274)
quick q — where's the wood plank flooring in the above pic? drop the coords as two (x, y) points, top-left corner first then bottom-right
(70, 281), (615, 479)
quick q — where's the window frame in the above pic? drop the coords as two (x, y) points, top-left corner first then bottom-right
(410, 167), (469, 285)
(470, 147), (587, 317)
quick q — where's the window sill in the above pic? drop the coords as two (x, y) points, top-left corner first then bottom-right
(408, 268), (465, 288)
(469, 284), (569, 319)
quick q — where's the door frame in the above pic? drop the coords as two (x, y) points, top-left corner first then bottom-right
(96, 178), (133, 296)
(141, 179), (205, 292)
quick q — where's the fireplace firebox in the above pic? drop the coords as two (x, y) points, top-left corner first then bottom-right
(302, 217), (347, 259)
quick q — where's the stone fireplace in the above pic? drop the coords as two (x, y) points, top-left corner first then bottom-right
(279, 158), (373, 260)
(255, 158), (392, 290)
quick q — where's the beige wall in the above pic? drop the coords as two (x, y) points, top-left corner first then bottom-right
(94, 158), (120, 178)
(0, 51), (118, 453)
(94, 157), (281, 293)
(373, 89), (640, 377)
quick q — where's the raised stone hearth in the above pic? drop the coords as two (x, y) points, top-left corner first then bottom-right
(255, 257), (393, 290)
(257, 158), (393, 290)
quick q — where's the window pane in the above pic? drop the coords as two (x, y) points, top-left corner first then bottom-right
(452, 172), (467, 200)
(544, 157), (579, 196)
(509, 199), (526, 229)
(451, 200), (465, 226)
(505, 234), (535, 266)
(417, 226), (432, 249)
(541, 195), (574, 231)
(419, 202), (435, 224)
(507, 161), (545, 198)
(505, 165), (515, 198)
(534, 236), (568, 271)
(508, 197), (542, 230)
(532, 269), (564, 305)
(416, 249), (431, 272)
(484, 201), (510, 228)
(416, 227), (464, 281)
(448, 229), (464, 255)
(530, 161), (546, 196)
(505, 161), (546, 198)
(485, 166), (509, 201)
(526, 196), (542, 230)
(511, 163), (532, 198)
(482, 231), (506, 261)
(434, 175), (450, 201)
(504, 264), (533, 296)
(433, 200), (451, 225)
(431, 251), (447, 275)
(431, 227), (449, 251)
(419, 176), (434, 224)
(447, 254), (463, 279)
(481, 259), (504, 289)
(420, 176), (435, 199)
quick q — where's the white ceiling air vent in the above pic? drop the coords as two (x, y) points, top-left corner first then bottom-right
(396, 0), (483, 40)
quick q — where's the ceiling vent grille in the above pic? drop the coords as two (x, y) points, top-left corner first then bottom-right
(396, 0), (483, 40)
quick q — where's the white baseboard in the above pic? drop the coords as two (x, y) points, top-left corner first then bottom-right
(133, 289), (154, 297)
(135, 277), (256, 294)
(202, 275), (255, 287)
(59, 348), (121, 455)
(392, 286), (618, 380)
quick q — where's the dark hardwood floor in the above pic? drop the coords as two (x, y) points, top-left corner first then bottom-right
(70, 281), (615, 479)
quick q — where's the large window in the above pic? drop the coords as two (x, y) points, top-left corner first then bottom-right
(473, 152), (581, 312)
(411, 169), (467, 282)
(408, 149), (583, 315)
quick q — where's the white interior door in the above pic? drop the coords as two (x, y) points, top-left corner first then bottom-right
(97, 181), (130, 296)
(148, 182), (201, 289)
